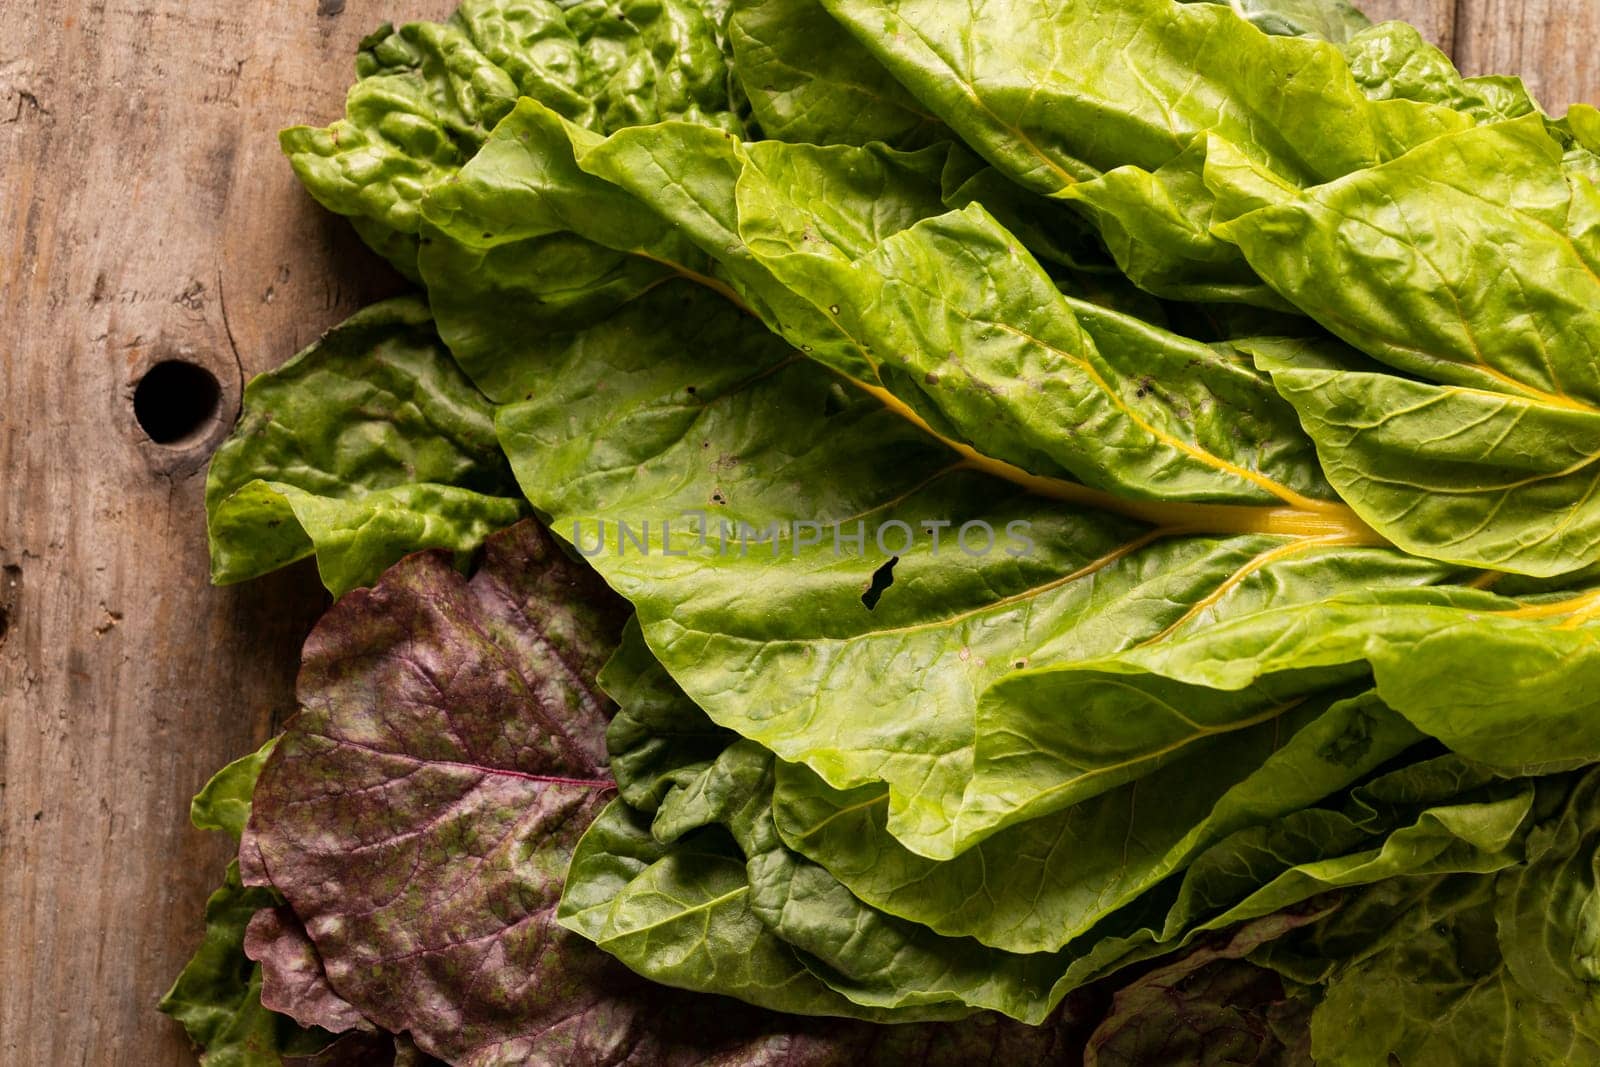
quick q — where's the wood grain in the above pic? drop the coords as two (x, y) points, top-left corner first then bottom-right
(0, 2), (444, 1063)
(0, 1), (1584, 1065)
(1456, 0), (1600, 111)
(1360, 0), (1458, 52)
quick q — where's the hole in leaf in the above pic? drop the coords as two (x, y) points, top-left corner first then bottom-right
(861, 556), (898, 611)
(133, 360), (221, 445)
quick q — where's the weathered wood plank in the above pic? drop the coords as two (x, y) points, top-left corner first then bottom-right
(1360, 0), (1457, 53)
(1456, 0), (1600, 111)
(0, 2), (444, 1063)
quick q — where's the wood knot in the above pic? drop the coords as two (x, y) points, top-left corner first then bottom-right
(126, 350), (237, 476)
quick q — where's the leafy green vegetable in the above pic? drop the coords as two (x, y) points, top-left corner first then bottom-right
(1251, 770), (1600, 1064)
(430, 102), (1356, 512)
(564, 604), (1554, 1031)
(771, 692), (1423, 953)
(561, 793), (967, 1021)
(816, 0), (1465, 301)
(1210, 119), (1600, 576)
(1342, 20), (1537, 122)
(160, 865), (337, 1067)
(184, 0), (1600, 1060)
(484, 279), (1600, 867)
(282, 0), (745, 277)
(820, 0), (1453, 186)
(189, 738), (278, 840)
(205, 298), (524, 596)
(727, 0), (944, 147)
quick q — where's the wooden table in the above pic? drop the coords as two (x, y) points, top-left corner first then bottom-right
(1, 2), (1594, 1063)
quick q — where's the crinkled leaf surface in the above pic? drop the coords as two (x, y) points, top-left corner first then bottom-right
(601, 618), (739, 813)
(244, 909), (371, 1036)
(282, 0), (744, 275)
(772, 692), (1423, 952)
(205, 297), (523, 596)
(1252, 770), (1600, 1065)
(768, 753), (1540, 1011)
(726, 0), (944, 147)
(567, 639), (1541, 1023)
(820, 0), (1452, 188)
(160, 864), (338, 1067)
(560, 794), (966, 1021)
(1342, 21), (1537, 122)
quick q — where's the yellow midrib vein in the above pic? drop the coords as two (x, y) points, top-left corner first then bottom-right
(1138, 534), (1368, 646)
(1499, 586), (1600, 629)
(982, 316), (1331, 510)
(627, 255), (1382, 544)
(853, 377), (1384, 542)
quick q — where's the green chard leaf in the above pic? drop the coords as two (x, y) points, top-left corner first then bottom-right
(816, 0), (1466, 302)
(485, 281), (1600, 865)
(818, 0), (1453, 188)
(205, 297), (524, 596)
(191, 738), (279, 840)
(1252, 770), (1600, 1065)
(601, 618), (740, 813)
(572, 638), (1541, 1023)
(770, 692), (1423, 953)
(160, 877), (338, 1067)
(1210, 117), (1600, 575)
(427, 101), (1358, 518)
(1341, 21), (1538, 122)
(984, 576), (1600, 784)
(282, 0), (746, 276)
(560, 790), (968, 1021)
(727, 0), (946, 147)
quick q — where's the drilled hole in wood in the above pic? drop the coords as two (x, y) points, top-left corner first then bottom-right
(133, 360), (222, 445)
